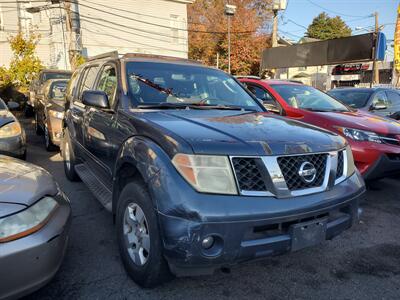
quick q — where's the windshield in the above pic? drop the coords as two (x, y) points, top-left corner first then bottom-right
(271, 84), (349, 112)
(43, 72), (71, 82)
(125, 62), (262, 111)
(327, 89), (373, 108)
(0, 98), (6, 110)
(51, 82), (68, 100)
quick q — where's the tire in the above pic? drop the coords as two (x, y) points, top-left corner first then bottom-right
(35, 112), (43, 135)
(116, 181), (172, 288)
(44, 123), (57, 152)
(62, 128), (80, 181)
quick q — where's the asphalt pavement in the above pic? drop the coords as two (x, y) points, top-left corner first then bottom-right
(20, 116), (400, 300)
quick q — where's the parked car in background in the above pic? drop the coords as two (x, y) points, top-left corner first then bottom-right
(0, 155), (71, 299)
(240, 78), (400, 181)
(0, 97), (26, 159)
(328, 87), (400, 120)
(62, 53), (365, 287)
(35, 79), (69, 151)
(27, 69), (71, 115)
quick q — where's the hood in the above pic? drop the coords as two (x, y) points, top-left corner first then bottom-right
(0, 109), (16, 128)
(131, 110), (346, 156)
(0, 156), (58, 217)
(309, 110), (400, 136)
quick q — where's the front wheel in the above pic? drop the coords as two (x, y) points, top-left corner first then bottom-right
(62, 128), (80, 181)
(116, 181), (172, 288)
(35, 112), (43, 135)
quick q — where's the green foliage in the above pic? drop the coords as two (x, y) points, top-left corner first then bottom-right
(71, 53), (86, 70)
(306, 12), (352, 40)
(0, 32), (43, 93)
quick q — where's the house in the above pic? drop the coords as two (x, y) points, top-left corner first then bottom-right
(0, 0), (194, 70)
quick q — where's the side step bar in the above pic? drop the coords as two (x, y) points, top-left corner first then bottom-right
(75, 164), (112, 212)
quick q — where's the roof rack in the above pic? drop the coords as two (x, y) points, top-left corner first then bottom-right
(121, 53), (202, 64)
(87, 51), (119, 61)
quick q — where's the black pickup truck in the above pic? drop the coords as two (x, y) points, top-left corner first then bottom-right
(62, 52), (365, 287)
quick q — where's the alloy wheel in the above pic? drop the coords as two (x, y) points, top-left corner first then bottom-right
(123, 203), (150, 266)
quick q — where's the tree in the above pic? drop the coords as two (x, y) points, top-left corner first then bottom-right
(188, 0), (272, 75)
(306, 13), (352, 40)
(0, 32), (43, 93)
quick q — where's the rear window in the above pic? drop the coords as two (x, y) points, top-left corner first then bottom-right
(51, 82), (68, 100)
(43, 72), (71, 82)
(328, 90), (373, 108)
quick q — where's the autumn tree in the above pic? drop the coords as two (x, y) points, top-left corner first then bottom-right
(306, 12), (352, 40)
(0, 32), (43, 92)
(188, 0), (272, 75)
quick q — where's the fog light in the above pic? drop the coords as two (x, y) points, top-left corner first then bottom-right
(201, 236), (214, 249)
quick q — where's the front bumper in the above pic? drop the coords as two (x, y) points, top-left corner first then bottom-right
(0, 193), (71, 300)
(0, 132), (26, 159)
(350, 141), (400, 180)
(155, 172), (365, 277)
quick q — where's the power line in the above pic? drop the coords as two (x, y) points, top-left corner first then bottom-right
(65, 0), (256, 35)
(305, 0), (373, 18)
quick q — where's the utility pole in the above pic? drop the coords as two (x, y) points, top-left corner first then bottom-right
(58, 2), (68, 69)
(372, 12), (380, 86)
(271, 10), (278, 47)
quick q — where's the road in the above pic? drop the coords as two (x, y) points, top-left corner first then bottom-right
(21, 117), (400, 300)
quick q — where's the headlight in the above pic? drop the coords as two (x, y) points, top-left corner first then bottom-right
(0, 121), (21, 138)
(172, 154), (237, 195)
(48, 110), (64, 119)
(345, 145), (356, 176)
(336, 127), (381, 143)
(0, 197), (58, 243)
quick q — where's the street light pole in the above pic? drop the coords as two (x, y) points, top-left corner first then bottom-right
(224, 4), (236, 74)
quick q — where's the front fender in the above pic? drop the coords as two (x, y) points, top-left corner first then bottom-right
(112, 136), (181, 214)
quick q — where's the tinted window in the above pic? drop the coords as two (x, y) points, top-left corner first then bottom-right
(66, 70), (80, 98)
(96, 65), (117, 106)
(125, 62), (261, 111)
(246, 84), (273, 102)
(372, 91), (388, 107)
(78, 66), (99, 100)
(271, 84), (349, 112)
(43, 72), (71, 81)
(328, 90), (373, 108)
(50, 81), (68, 100)
(386, 91), (400, 106)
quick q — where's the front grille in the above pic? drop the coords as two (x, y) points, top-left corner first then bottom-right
(336, 150), (344, 179)
(381, 135), (400, 146)
(232, 157), (267, 191)
(277, 154), (327, 190)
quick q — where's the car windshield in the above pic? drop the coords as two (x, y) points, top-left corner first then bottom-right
(0, 98), (6, 110)
(125, 62), (262, 111)
(43, 72), (71, 81)
(51, 82), (68, 100)
(327, 90), (373, 108)
(271, 84), (349, 112)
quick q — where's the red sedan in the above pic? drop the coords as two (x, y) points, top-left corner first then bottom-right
(239, 78), (400, 181)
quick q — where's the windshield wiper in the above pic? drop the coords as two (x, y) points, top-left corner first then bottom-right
(137, 102), (255, 111)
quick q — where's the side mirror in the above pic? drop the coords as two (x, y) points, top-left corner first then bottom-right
(371, 102), (387, 111)
(82, 90), (109, 109)
(7, 101), (19, 111)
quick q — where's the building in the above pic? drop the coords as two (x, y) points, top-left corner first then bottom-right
(0, 0), (194, 70)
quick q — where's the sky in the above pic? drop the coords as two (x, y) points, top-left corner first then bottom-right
(278, 0), (398, 61)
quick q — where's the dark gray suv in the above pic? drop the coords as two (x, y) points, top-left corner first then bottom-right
(62, 52), (365, 287)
